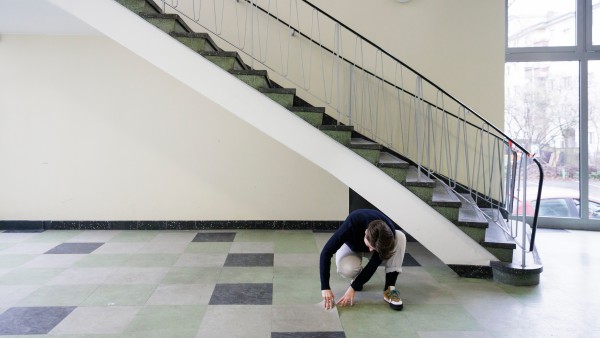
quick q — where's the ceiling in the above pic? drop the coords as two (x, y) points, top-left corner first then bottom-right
(0, 0), (100, 35)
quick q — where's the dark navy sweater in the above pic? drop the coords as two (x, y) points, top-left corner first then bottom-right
(319, 209), (397, 290)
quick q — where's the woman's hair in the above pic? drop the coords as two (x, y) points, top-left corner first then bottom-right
(365, 220), (396, 260)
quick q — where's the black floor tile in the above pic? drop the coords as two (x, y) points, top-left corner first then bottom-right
(209, 283), (273, 305)
(192, 232), (236, 242)
(0, 307), (75, 335)
(402, 253), (420, 266)
(272, 333), (346, 338)
(44, 242), (104, 254)
(224, 253), (274, 267)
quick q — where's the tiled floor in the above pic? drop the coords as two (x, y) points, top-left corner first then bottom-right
(0, 228), (599, 337)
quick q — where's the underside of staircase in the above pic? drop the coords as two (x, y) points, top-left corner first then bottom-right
(49, 0), (543, 285)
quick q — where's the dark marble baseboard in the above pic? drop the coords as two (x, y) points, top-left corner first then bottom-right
(448, 264), (493, 279)
(0, 220), (342, 231)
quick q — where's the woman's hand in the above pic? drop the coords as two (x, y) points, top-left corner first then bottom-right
(336, 287), (355, 307)
(322, 289), (335, 310)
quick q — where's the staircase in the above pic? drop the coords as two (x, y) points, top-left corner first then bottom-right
(55, 0), (542, 285)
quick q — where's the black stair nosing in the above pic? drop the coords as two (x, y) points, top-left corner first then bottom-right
(318, 125), (354, 132)
(377, 152), (409, 169)
(349, 138), (382, 150)
(289, 106), (325, 113)
(139, 13), (193, 33)
(258, 87), (296, 95)
(405, 166), (435, 187)
(118, 0), (162, 14)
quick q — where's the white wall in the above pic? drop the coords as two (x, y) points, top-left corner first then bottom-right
(309, 0), (505, 128)
(0, 35), (348, 221)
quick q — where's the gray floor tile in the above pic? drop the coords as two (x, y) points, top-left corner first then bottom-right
(225, 253), (274, 267)
(45, 242), (104, 254)
(271, 304), (344, 333)
(0, 306), (75, 335)
(192, 232), (236, 242)
(272, 333), (346, 338)
(49, 306), (140, 335)
(209, 283), (273, 305)
(196, 305), (271, 338)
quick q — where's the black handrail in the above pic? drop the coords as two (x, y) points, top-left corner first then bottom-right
(242, 0), (532, 156)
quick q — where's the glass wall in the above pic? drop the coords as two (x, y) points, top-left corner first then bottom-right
(506, 0), (600, 228)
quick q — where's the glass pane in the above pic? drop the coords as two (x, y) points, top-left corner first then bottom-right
(505, 61), (580, 217)
(590, 60), (600, 210)
(594, 0), (600, 45)
(507, 0), (576, 48)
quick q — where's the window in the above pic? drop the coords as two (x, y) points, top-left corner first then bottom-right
(506, 0), (600, 228)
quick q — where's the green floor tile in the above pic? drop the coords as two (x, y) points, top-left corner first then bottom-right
(125, 305), (206, 335)
(75, 254), (132, 268)
(339, 304), (417, 338)
(272, 276), (322, 305)
(184, 242), (232, 253)
(0, 255), (36, 268)
(82, 284), (157, 306)
(273, 231), (318, 253)
(18, 284), (98, 306)
(26, 230), (82, 242)
(109, 231), (160, 242)
(0, 268), (64, 285)
(123, 254), (180, 267)
(233, 230), (278, 242)
(161, 267), (221, 284)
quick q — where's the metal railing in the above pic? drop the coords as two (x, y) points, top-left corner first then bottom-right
(155, 0), (543, 265)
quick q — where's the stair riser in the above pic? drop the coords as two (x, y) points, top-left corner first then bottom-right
(380, 167), (408, 183)
(147, 18), (187, 34)
(321, 130), (351, 146)
(234, 75), (269, 89)
(351, 149), (380, 165)
(117, 0), (155, 13)
(457, 226), (485, 243)
(433, 206), (459, 222)
(406, 186), (433, 202)
(205, 56), (238, 71)
(293, 112), (323, 127)
(486, 247), (513, 263)
(175, 37), (212, 53)
(263, 93), (295, 108)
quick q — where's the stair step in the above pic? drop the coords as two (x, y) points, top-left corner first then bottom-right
(116, 0), (161, 14)
(349, 138), (382, 150)
(318, 125), (354, 145)
(140, 13), (191, 34)
(349, 138), (381, 164)
(377, 152), (409, 169)
(430, 183), (462, 208)
(258, 88), (296, 107)
(289, 106), (325, 127)
(230, 69), (271, 89)
(405, 167), (435, 187)
(200, 51), (246, 71)
(170, 32), (218, 52)
(457, 194), (488, 227)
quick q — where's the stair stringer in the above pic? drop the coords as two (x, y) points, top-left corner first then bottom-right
(49, 0), (498, 266)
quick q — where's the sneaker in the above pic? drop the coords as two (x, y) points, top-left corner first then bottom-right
(383, 286), (403, 311)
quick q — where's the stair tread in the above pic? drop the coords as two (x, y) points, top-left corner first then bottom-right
(481, 213), (517, 249)
(349, 138), (382, 150)
(457, 199), (489, 229)
(289, 106), (325, 113)
(430, 183), (462, 208)
(377, 152), (409, 169)
(140, 12), (193, 32)
(405, 167), (435, 187)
